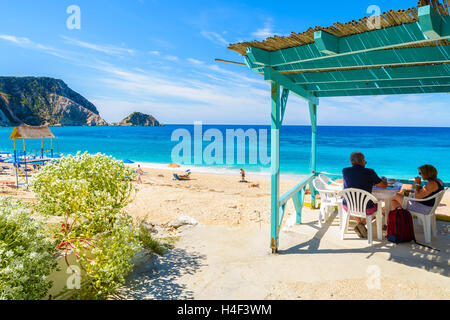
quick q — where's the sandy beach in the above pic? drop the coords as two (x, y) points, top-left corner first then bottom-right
(1, 165), (449, 300)
(124, 166), (450, 226)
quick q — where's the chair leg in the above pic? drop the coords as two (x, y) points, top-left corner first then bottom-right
(326, 205), (334, 222)
(376, 212), (382, 241)
(431, 214), (437, 237)
(337, 204), (343, 231)
(325, 205), (330, 221)
(424, 215), (431, 243)
(318, 207), (323, 228)
(340, 211), (349, 240)
(367, 215), (373, 245)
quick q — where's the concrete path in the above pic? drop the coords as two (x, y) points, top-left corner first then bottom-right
(122, 209), (450, 300)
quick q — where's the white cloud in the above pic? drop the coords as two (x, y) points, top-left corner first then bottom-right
(5, 34), (448, 126)
(149, 51), (180, 62)
(251, 19), (274, 40)
(200, 31), (229, 46)
(187, 58), (204, 65)
(0, 34), (63, 57)
(61, 35), (135, 56)
(0, 34), (29, 45)
(83, 62), (271, 124)
(252, 26), (273, 40)
(164, 55), (179, 61)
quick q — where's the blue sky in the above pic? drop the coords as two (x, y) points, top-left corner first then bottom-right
(0, 0), (448, 126)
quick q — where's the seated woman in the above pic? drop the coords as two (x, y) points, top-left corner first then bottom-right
(392, 164), (445, 214)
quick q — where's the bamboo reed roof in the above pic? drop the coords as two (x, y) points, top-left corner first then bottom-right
(227, 0), (450, 98)
(10, 125), (55, 139)
(229, 0), (450, 56)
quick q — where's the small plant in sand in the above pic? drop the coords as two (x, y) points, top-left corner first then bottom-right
(0, 198), (58, 300)
(32, 152), (141, 299)
(138, 223), (175, 256)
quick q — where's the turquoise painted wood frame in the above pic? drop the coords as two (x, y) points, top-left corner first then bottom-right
(239, 5), (449, 253)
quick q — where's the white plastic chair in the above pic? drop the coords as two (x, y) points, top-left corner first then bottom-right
(401, 190), (445, 243)
(313, 178), (343, 228)
(340, 188), (382, 245)
(319, 174), (343, 191)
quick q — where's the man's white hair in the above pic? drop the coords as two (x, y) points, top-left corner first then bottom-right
(350, 152), (365, 165)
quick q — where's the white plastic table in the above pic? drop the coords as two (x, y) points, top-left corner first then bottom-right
(372, 184), (402, 223)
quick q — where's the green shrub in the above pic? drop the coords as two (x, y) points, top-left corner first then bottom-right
(70, 214), (141, 299)
(32, 153), (140, 299)
(32, 152), (135, 219)
(0, 198), (58, 300)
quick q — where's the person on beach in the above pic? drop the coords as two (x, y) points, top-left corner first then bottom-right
(342, 152), (387, 238)
(136, 165), (144, 184)
(391, 164), (444, 214)
(240, 168), (247, 183)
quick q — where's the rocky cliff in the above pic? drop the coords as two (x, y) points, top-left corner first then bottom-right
(0, 77), (107, 126)
(119, 112), (161, 126)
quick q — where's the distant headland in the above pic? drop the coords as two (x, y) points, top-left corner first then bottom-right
(0, 76), (161, 127)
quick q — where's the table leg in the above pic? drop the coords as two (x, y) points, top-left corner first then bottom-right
(384, 199), (392, 225)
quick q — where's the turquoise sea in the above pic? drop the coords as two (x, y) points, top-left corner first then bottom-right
(1, 125), (449, 183)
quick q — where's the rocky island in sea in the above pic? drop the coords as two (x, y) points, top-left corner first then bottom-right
(0, 76), (107, 126)
(113, 112), (162, 126)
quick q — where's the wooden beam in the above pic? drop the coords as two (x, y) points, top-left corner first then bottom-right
(308, 103), (317, 207)
(418, 5), (443, 40)
(314, 30), (339, 55)
(274, 46), (450, 74)
(270, 81), (281, 253)
(263, 67), (319, 104)
(246, 47), (271, 66)
(304, 77), (450, 92)
(244, 56), (260, 69)
(316, 85), (450, 97)
(293, 64), (450, 84)
(280, 88), (289, 123)
(214, 58), (246, 66)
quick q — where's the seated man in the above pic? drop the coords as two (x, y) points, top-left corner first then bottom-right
(342, 152), (387, 238)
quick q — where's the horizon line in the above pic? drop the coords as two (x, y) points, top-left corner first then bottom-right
(144, 123), (450, 128)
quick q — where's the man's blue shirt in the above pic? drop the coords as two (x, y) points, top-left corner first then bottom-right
(343, 165), (382, 193)
(342, 165), (382, 208)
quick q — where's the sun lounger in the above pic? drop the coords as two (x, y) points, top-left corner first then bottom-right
(173, 170), (191, 181)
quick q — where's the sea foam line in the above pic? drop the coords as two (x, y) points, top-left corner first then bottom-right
(125, 161), (306, 181)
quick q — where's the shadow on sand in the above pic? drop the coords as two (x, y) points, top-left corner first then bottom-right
(279, 213), (450, 278)
(118, 248), (206, 300)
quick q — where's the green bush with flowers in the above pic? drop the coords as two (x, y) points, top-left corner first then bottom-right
(32, 152), (141, 299)
(0, 198), (58, 300)
(32, 152), (135, 219)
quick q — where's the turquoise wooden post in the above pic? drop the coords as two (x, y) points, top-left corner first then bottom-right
(308, 102), (317, 208)
(270, 81), (281, 253)
(294, 187), (306, 224)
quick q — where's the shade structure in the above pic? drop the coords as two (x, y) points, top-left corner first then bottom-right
(9, 124), (57, 190)
(229, 1), (450, 99)
(227, 0), (450, 253)
(9, 125), (55, 139)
